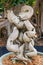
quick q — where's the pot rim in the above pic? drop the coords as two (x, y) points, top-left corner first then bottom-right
(0, 52), (43, 65)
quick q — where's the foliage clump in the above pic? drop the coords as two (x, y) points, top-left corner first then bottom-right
(0, 0), (36, 12)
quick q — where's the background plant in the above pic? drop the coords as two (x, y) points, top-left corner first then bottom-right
(0, 0), (36, 12)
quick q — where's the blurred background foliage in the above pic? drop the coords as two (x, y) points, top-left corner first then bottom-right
(0, 0), (36, 12)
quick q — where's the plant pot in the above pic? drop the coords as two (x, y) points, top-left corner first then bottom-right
(0, 52), (43, 65)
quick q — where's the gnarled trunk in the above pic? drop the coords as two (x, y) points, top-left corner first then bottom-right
(35, 0), (43, 37)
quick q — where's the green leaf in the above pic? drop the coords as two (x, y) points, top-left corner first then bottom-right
(0, 0), (36, 10)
